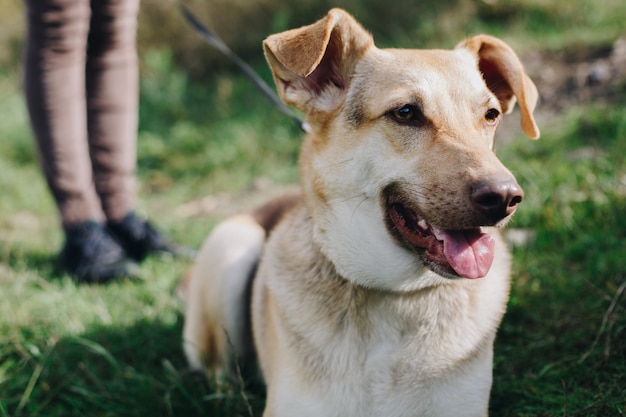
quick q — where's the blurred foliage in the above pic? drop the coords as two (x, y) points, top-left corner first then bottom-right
(0, 0), (25, 69)
(2, 0), (625, 78)
(137, 0), (465, 76)
(491, 100), (626, 415)
(138, 0), (626, 77)
(136, 49), (302, 194)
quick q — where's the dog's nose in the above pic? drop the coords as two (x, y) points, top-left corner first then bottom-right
(471, 179), (524, 223)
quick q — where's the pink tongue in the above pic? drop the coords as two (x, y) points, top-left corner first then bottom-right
(433, 228), (495, 279)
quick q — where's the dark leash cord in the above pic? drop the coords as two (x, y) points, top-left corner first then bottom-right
(173, 0), (310, 133)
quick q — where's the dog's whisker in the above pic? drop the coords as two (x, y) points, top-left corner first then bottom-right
(348, 195), (370, 230)
(352, 195), (369, 214)
(331, 158), (355, 167)
(340, 193), (369, 203)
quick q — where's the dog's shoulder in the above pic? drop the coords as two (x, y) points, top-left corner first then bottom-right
(255, 222), (509, 415)
(251, 192), (301, 235)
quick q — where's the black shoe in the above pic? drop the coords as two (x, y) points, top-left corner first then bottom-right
(60, 221), (140, 283)
(107, 212), (196, 262)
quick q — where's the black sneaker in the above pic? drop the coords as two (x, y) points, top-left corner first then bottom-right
(107, 212), (196, 262)
(60, 221), (140, 283)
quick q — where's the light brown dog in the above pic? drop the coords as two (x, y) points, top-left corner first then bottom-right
(182, 8), (539, 417)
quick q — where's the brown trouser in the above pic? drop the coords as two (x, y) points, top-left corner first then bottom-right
(24, 0), (140, 227)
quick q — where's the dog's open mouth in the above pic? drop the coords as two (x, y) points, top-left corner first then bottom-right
(386, 199), (495, 279)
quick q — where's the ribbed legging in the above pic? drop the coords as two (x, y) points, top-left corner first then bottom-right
(24, 0), (140, 227)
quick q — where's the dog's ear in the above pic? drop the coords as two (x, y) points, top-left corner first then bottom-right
(263, 8), (373, 115)
(458, 35), (540, 139)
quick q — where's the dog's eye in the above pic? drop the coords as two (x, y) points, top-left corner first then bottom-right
(484, 108), (500, 123)
(390, 105), (426, 125)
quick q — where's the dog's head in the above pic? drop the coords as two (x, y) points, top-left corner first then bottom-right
(264, 9), (539, 290)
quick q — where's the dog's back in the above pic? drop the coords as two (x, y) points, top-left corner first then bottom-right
(181, 193), (299, 374)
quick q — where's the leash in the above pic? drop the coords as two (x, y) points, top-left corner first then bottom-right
(174, 0), (310, 133)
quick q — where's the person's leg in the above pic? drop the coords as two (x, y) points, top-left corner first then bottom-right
(24, 0), (138, 281)
(85, 0), (195, 261)
(85, 0), (140, 223)
(24, 0), (105, 226)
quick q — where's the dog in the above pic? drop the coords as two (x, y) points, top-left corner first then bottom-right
(181, 8), (539, 417)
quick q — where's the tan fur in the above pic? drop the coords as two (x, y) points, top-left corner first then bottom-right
(182, 195), (298, 375)
(183, 8), (539, 416)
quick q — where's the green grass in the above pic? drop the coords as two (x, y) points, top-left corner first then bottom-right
(1, 1), (626, 415)
(0, 56), (286, 417)
(490, 105), (626, 416)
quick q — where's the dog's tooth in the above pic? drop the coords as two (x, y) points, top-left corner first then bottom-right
(418, 219), (428, 230)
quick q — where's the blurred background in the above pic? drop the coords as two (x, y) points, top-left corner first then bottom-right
(0, 1), (624, 416)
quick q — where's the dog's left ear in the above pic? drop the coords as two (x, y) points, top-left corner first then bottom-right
(459, 35), (540, 139)
(263, 8), (373, 116)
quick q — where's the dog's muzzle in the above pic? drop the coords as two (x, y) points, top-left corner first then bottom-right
(383, 187), (498, 279)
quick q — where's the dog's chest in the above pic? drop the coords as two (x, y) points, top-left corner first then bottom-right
(269, 276), (496, 415)
(273, 299), (495, 417)
(259, 207), (507, 416)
